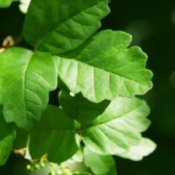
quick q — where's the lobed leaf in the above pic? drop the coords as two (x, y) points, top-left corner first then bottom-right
(29, 105), (78, 163)
(60, 92), (154, 159)
(23, 0), (110, 55)
(81, 97), (151, 155)
(0, 48), (57, 130)
(56, 32), (153, 102)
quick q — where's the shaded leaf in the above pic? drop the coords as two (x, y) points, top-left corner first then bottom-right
(59, 91), (109, 124)
(24, 0), (110, 55)
(13, 128), (29, 149)
(84, 147), (117, 175)
(29, 105), (78, 163)
(0, 48), (57, 130)
(0, 111), (15, 165)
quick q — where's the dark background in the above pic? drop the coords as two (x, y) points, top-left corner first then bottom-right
(1, 0), (175, 174)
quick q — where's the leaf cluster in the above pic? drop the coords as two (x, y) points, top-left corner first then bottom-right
(0, 0), (156, 174)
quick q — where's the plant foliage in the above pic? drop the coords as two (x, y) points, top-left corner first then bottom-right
(0, 0), (156, 174)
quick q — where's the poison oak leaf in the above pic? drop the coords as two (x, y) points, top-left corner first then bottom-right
(29, 105), (78, 163)
(23, 0), (110, 55)
(0, 48), (57, 130)
(60, 92), (155, 160)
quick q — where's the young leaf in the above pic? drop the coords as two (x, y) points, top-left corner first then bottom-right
(23, 0), (110, 55)
(0, 0), (14, 8)
(0, 48), (57, 130)
(29, 105), (78, 163)
(84, 147), (117, 175)
(0, 111), (16, 165)
(59, 92), (154, 159)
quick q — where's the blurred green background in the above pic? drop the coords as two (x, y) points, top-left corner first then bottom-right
(0, 0), (175, 174)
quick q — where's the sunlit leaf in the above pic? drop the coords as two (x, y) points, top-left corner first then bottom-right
(60, 92), (154, 160)
(81, 97), (151, 156)
(0, 48), (57, 130)
(0, 0), (14, 8)
(117, 138), (156, 161)
(84, 147), (117, 175)
(56, 30), (152, 102)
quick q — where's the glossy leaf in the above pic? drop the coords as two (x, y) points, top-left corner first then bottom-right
(0, 111), (16, 165)
(0, 0), (14, 8)
(81, 97), (152, 156)
(56, 30), (152, 102)
(59, 92), (154, 160)
(84, 147), (117, 175)
(23, 0), (110, 55)
(0, 48), (57, 130)
(29, 105), (78, 163)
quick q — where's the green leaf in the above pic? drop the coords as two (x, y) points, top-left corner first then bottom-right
(59, 92), (154, 159)
(84, 147), (117, 175)
(23, 0), (110, 55)
(56, 30), (152, 102)
(74, 173), (92, 175)
(57, 34), (152, 102)
(59, 91), (109, 124)
(0, 0), (14, 8)
(0, 111), (16, 165)
(13, 128), (29, 149)
(19, 0), (31, 13)
(81, 97), (152, 156)
(117, 138), (156, 161)
(29, 105), (78, 163)
(0, 48), (57, 130)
